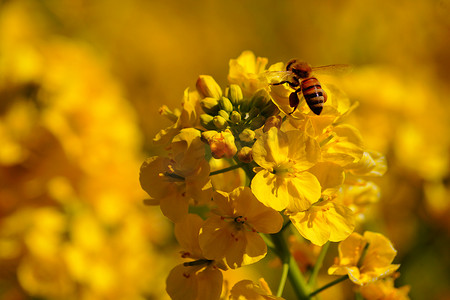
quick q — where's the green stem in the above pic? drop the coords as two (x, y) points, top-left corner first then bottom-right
(271, 231), (310, 299)
(308, 275), (348, 298)
(280, 219), (292, 232)
(259, 233), (275, 249)
(209, 163), (245, 176)
(276, 261), (290, 297)
(233, 157), (255, 181)
(308, 241), (330, 288)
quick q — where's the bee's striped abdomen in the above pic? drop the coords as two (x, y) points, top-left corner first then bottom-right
(301, 77), (327, 115)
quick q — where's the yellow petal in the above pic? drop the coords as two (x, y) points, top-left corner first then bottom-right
(251, 170), (290, 211)
(285, 130), (321, 170)
(285, 173), (322, 212)
(290, 210), (330, 246)
(362, 231), (398, 271)
(174, 214), (204, 259)
(240, 231), (267, 267)
(337, 232), (365, 266)
(326, 202), (355, 242)
(159, 190), (189, 223)
(308, 162), (345, 190)
(139, 156), (172, 199)
(252, 127), (288, 169)
(233, 187), (283, 234)
(199, 216), (236, 262)
(166, 264), (198, 300)
(196, 267), (223, 300)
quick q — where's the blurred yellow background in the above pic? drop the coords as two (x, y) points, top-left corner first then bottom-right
(0, 0), (449, 299)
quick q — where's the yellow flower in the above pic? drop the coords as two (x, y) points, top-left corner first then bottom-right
(167, 214), (227, 300)
(230, 278), (284, 300)
(340, 180), (381, 214)
(288, 199), (355, 246)
(140, 129), (212, 222)
(228, 51), (273, 97)
(347, 150), (387, 177)
(321, 124), (365, 167)
(360, 276), (410, 300)
(251, 127), (321, 211)
(199, 187), (283, 269)
(154, 88), (203, 146)
(328, 231), (400, 286)
(140, 156), (212, 222)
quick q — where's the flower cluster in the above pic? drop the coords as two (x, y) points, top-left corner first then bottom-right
(140, 51), (410, 299)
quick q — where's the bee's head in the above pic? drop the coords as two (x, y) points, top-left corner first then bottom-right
(286, 59), (312, 78)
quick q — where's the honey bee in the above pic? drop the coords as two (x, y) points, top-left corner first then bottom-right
(265, 59), (349, 115)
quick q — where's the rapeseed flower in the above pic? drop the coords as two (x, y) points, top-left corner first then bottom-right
(328, 231), (400, 285)
(360, 276), (410, 300)
(140, 128), (212, 222)
(251, 127), (321, 211)
(288, 198), (355, 246)
(199, 187), (283, 268)
(167, 214), (227, 300)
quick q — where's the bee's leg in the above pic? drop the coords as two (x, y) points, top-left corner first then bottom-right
(288, 88), (302, 115)
(272, 81), (299, 89)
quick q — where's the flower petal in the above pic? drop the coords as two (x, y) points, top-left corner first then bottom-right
(196, 267), (223, 300)
(251, 170), (289, 211)
(285, 173), (322, 212)
(166, 264), (198, 300)
(174, 214), (204, 259)
(289, 210), (331, 246)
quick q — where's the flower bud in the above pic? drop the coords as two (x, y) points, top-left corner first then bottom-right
(237, 146), (253, 163)
(201, 129), (237, 159)
(200, 114), (216, 130)
(249, 115), (266, 130)
(213, 115), (228, 129)
(219, 96), (234, 113)
(200, 97), (220, 115)
(239, 98), (252, 113)
(263, 115), (282, 132)
(260, 101), (280, 118)
(226, 84), (243, 106)
(251, 89), (271, 109)
(230, 111), (242, 124)
(218, 109), (230, 120)
(239, 128), (256, 142)
(247, 107), (261, 119)
(196, 75), (222, 99)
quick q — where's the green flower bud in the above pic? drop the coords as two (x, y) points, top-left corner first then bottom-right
(249, 115), (266, 130)
(213, 115), (228, 129)
(260, 100), (280, 118)
(251, 89), (271, 109)
(200, 97), (220, 115)
(226, 84), (243, 106)
(196, 75), (222, 99)
(200, 114), (216, 130)
(247, 107), (261, 119)
(218, 109), (230, 120)
(230, 111), (242, 124)
(239, 98), (252, 113)
(219, 96), (234, 113)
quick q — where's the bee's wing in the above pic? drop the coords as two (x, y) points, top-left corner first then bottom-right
(258, 70), (294, 85)
(312, 64), (353, 76)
